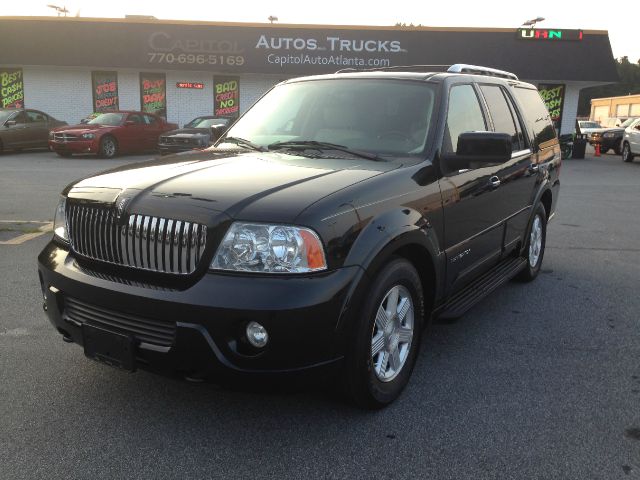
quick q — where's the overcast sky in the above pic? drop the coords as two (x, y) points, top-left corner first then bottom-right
(2, 0), (638, 61)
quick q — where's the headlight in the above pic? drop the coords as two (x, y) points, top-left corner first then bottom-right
(48, 131), (54, 139)
(81, 133), (95, 139)
(603, 132), (615, 138)
(211, 222), (327, 273)
(53, 197), (69, 243)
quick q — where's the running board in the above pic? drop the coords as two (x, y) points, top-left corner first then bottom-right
(436, 257), (528, 320)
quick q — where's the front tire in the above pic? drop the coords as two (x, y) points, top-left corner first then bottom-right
(516, 203), (547, 282)
(99, 136), (118, 158)
(614, 140), (622, 155)
(622, 142), (634, 163)
(343, 257), (424, 409)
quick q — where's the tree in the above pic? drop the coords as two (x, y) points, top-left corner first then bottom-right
(577, 57), (640, 116)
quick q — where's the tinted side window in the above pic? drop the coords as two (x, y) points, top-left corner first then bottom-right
(443, 84), (486, 154)
(480, 85), (521, 151)
(513, 87), (556, 147)
(143, 114), (157, 125)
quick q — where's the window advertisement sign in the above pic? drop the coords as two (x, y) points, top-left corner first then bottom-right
(140, 72), (167, 117)
(213, 76), (239, 117)
(538, 84), (565, 122)
(92, 71), (119, 112)
(0, 68), (24, 108)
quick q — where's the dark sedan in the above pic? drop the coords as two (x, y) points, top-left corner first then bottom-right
(0, 108), (66, 153)
(158, 116), (230, 155)
(589, 118), (637, 154)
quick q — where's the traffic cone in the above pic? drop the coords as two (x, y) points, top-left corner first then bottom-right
(595, 143), (600, 157)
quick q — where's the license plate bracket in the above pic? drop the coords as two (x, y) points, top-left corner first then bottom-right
(82, 324), (136, 371)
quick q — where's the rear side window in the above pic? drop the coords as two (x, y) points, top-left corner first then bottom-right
(479, 85), (524, 152)
(443, 84), (486, 154)
(513, 87), (556, 148)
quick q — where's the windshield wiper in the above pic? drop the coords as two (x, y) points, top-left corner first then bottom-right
(268, 140), (381, 161)
(219, 136), (266, 152)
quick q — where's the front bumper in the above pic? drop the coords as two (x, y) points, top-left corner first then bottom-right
(38, 242), (365, 380)
(49, 139), (99, 154)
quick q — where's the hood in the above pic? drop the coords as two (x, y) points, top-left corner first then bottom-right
(65, 150), (398, 225)
(163, 128), (210, 137)
(52, 123), (117, 134)
(590, 127), (623, 135)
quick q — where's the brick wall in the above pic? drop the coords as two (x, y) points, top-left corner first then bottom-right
(16, 66), (284, 127)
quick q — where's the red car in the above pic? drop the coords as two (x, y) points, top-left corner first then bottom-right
(49, 111), (177, 158)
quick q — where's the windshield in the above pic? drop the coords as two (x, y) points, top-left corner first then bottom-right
(221, 79), (437, 157)
(620, 118), (636, 128)
(87, 112), (125, 126)
(580, 121), (600, 128)
(185, 117), (229, 129)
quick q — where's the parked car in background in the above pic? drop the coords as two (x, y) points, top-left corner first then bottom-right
(577, 120), (601, 136)
(49, 111), (177, 158)
(0, 108), (66, 153)
(589, 118), (637, 154)
(158, 116), (231, 155)
(600, 117), (630, 128)
(622, 118), (640, 163)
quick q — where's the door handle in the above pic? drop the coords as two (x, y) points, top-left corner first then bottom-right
(488, 176), (501, 188)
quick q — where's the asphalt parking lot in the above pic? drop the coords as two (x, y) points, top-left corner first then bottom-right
(1, 149), (639, 479)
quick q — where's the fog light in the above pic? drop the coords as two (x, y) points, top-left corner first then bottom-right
(246, 321), (268, 348)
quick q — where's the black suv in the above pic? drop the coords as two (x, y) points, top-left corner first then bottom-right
(38, 64), (560, 408)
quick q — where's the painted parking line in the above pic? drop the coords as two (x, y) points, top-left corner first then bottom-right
(0, 221), (53, 245)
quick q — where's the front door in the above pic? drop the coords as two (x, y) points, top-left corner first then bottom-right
(118, 113), (147, 152)
(2, 111), (29, 149)
(438, 83), (505, 294)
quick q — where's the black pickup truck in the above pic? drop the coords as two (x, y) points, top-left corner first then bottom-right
(38, 64), (561, 408)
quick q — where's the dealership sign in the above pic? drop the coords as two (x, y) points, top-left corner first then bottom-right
(517, 28), (583, 41)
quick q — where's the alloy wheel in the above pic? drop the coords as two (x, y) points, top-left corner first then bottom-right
(529, 215), (543, 267)
(371, 284), (414, 382)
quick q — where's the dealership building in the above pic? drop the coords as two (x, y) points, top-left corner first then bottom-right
(0, 17), (619, 134)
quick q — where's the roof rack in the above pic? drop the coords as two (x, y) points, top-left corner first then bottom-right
(447, 64), (518, 80)
(335, 65), (449, 74)
(335, 63), (518, 80)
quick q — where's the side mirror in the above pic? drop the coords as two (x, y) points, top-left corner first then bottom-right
(5, 119), (17, 127)
(210, 124), (228, 142)
(456, 132), (512, 160)
(441, 132), (512, 175)
(80, 118), (89, 124)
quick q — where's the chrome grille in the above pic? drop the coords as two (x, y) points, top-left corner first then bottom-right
(66, 203), (207, 275)
(54, 133), (77, 142)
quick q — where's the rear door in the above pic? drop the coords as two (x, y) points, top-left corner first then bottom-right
(25, 110), (50, 148)
(143, 114), (163, 150)
(477, 84), (539, 253)
(438, 83), (506, 294)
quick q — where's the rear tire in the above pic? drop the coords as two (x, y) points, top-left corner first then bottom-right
(515, 203), (547, 282)
(622, 142), (634, 163)
(343, 257), (424, 409)
(99, 136), (118, 158)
